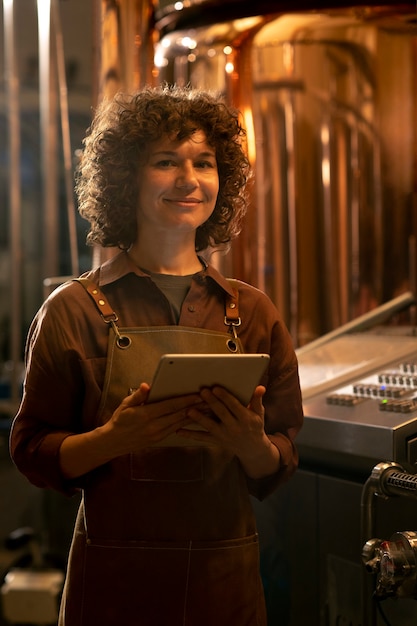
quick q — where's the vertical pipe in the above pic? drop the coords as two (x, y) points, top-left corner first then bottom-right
(372, 126), (383, 304)
(410, 34), (417, 323)
(360, 475), (378, 626)
(336, 123), (350, 323)
(3, 0), (22, 410)
(51, 0), (79, 277)
(38, 0), (58, 279)
(91, 0), (122, 270)
(253, 95), (267, 295)
(350, 120), (361, 318)
(321, 119), (339, 329)
(284, 93), (299, 342)
(270, 105), (288, 322)
(360, 462), (408, 626)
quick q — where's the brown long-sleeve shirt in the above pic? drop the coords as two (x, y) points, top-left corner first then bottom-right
(10, 251), (303, 498)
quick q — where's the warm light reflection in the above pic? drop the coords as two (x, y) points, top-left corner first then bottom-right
(322, 158), (330, 187)
(37, 0), (51, 40)
(225, 62), (234, 74)
(242, 108), (256, 164)
(283, 42), (294, 76)
(321, 124), (330, 186)
(154, 50), (169, 68)
(180, 36), (197, 49)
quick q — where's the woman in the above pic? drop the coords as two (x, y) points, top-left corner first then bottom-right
(10, 85), (303, 626)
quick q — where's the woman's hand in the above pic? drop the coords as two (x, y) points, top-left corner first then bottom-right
(59, 383), (202, 479)
(106, 383), (202, 453)
(177, 385), (280, 479)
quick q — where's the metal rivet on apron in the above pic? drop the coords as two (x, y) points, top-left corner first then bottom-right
(229, 303), (236, 309)
(117, 335), (132, 349)
(227, 339), (239, 353)
(188, 305), (196, 312)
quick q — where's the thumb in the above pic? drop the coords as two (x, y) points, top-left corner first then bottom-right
(249, 385), (266, 413)
(125, 382), (151, 406)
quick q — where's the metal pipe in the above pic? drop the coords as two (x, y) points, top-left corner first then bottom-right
(360, 462), (405, 626)
(360, 461), (417, 626)
(320, 116), (337, 330)
(51, 0), (79, 277)
(3, 0), (22, 412)
(284, 89), (299, 343)
(38, 0), (59, 279)
(360, 462), (404, 546)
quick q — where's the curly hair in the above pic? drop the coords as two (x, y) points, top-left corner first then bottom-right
(75, 85), (252, 251)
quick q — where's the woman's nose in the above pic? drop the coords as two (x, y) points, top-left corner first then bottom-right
(175, 163), (198, 188)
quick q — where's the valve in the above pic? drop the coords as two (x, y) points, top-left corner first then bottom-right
(362, 531), (417, 599)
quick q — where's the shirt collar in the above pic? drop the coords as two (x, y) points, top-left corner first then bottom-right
(97, 250), (237, 297)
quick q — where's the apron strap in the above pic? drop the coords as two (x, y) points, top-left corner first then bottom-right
(74, 277), (117, 323)
(75, 276), (241, 337)
(225, 279), (241, 338)
(74, 278), (130, 346)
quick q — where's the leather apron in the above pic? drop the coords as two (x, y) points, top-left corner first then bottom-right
(59, 279), (267, 626)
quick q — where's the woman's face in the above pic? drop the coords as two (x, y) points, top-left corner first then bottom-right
(136, 130), (219, 239)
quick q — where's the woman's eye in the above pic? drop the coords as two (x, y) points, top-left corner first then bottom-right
(195, 160), (215, 169)
(156, 159), (176, 167)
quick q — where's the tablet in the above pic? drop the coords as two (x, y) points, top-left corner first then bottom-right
(147, 353), (270, 405)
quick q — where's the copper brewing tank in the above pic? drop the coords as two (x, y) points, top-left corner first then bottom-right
(152, 1), (417, 346)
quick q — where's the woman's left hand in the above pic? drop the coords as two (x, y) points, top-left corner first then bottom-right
(177, 385), (280, 479)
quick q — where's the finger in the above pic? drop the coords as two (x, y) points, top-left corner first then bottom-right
(127, 383), (202, 411)
(186, 404), (217, 429)
(152, 394), (204, 413)
(198, 387), (238, 424)
(203, 385), (248, 411)
(175, 426), (213, 443)
(248, 385), (266, 414)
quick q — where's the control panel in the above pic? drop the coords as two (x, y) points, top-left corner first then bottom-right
(327, 359), (417, 413)
(296, 327), (417, 473)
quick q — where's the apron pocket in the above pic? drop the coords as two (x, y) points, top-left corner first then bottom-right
(79, 534), (266, 626)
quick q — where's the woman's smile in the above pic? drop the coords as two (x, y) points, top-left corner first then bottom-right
(165, 196), (203, 207)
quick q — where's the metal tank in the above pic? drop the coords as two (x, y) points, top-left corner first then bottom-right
(153, 2), (416, 347)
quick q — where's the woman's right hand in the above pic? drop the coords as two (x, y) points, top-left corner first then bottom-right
(107, 382), (202, 452)
(59, 382), (202, 480)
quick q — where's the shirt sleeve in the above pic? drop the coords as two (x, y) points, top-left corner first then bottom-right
(9, 282), (106, 495)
